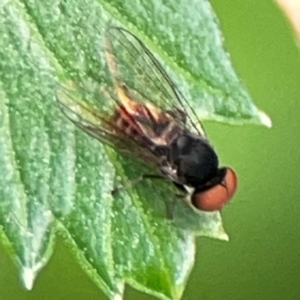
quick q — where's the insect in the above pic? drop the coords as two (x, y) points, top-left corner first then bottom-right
(57, 26), (237, 212)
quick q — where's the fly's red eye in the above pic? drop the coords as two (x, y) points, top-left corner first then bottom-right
(192, 167), (238, 211)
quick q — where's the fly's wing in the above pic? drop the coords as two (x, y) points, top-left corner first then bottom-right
(56, 81), (159, 165)
(104, 26), (206, 137)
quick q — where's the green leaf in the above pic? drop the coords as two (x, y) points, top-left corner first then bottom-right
(0, 0), (270, 300)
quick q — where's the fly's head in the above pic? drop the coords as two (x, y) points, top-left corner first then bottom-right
(191, 167), (238, 211)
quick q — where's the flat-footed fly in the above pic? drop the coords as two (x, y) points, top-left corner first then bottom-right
(57, 27), (237, 212)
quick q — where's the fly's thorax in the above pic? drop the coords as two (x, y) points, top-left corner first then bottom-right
(169, 133), (219, 187)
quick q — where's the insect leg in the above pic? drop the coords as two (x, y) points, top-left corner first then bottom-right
(164, 183), (187, 219)
(112, 174), (166, 195)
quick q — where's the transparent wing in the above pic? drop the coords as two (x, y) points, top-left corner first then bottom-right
(56, 81), (159, 166)
(104, 26), (206, 137)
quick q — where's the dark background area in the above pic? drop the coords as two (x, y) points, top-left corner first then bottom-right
(1, 1), (300, 299)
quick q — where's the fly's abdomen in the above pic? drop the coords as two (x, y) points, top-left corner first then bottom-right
(111, 106), (153, 148)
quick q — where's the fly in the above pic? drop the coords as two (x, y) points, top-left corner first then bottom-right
(56, 26), (238, 212)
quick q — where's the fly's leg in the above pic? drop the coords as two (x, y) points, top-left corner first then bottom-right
(165, 197), (178, 219)
(112, 174), (187, 220)
(112, 174), (165, 195)
(165, 182), (187, 219)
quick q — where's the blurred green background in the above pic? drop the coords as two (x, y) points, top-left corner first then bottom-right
(1, 1), (300, 299)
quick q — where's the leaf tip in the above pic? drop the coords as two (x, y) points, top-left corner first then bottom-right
(258, 110), (272, 128)
(112, 293), (123, 300)
(216, 221), (229, 241)
(220, 232), (229, 241)
(21, 267), (36, 290)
